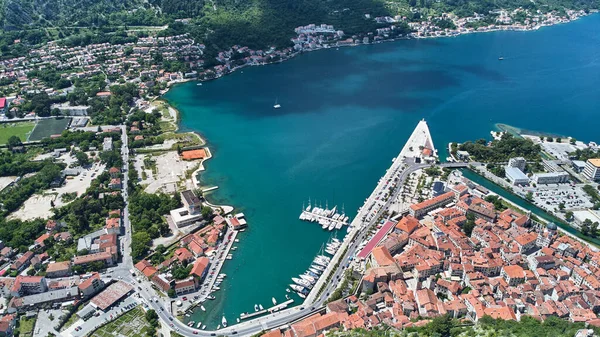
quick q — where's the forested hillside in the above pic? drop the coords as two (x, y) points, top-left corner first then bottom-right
(0, 0), (598, 57)
(1, 0), (148, 27)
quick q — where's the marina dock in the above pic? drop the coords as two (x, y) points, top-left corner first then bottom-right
(240, 310), (266, 320)
(299, 203), (349, 231)
(268, 299), (294, 313)
(240, 299), (294, 320)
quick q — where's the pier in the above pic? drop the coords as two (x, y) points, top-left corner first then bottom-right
(268, 299), (294, 313)
(240, 310), (267, 320)
(202, 186), (219, 193)
(240, 299), (294, 320)
(299, 203), (349, 230)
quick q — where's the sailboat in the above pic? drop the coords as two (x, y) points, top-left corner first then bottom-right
(273, 98), (281, 109)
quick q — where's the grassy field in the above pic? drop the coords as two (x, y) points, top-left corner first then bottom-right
(19, 316), (36, 337)
(0, 122), (35, 144)
(91, 307), (150, 337)
(28, 118), (71, 141)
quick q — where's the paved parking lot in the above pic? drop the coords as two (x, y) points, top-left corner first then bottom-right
(65, 296), (139, 337)
(528, 184), (594, 212)
(33, 308), (62, 337)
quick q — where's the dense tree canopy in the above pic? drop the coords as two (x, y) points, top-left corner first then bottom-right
(458, 133), (542, 162)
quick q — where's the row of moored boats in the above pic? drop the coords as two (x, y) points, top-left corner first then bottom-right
(299, 202), (350, 231)
(288, 252), (333, 298)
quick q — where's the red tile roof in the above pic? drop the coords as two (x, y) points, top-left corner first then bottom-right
(357, 220), (396, 259)
(395, 215), (420, 234)
(191, 257), (209, 278)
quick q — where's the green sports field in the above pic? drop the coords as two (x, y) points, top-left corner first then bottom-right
(0, 122), (35, 144)
(28, 118), (71, 141)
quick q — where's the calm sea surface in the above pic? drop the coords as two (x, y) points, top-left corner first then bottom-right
(164, 14), (600, 328)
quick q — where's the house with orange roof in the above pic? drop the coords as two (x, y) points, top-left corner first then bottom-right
(78, 272), (104, 297)
(34, 233), (51, 248)
(174, 248), (194, 264)
(191, 257), (210, 280)
(181, 148), (208, 161)
(513, 232), (538, 253)
(46, 261), (72, 278)
(135, 260), (158, 279)
(501, 265), (525, 286)
(462, 294), (485, 321)
(10, 276), (47, 297)
(370, 246), (395, 267)
(409, 192), (455, 218)
(188, 240), (205, 257)
(109, 167), (120, 178)
(443, 299), (467, 319)
(415, 288), (442, 317)
(394, 215), (420, 235)
(105, 217), (121, 235)
(484, 306), (516, 320)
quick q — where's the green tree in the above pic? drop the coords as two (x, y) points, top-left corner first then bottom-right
(426, 314), (454, 337)
(525, 192), (533, 201)
(7, 135), (22, 149)
(131, 232), (152, 260)
(565, 211), (574, 220)
(75, 151), (90, 166)
(145, 309), (159, 327)
(582, 219), (592, 236)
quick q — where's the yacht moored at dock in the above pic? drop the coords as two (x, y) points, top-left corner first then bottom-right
(299, 200), (350, 230)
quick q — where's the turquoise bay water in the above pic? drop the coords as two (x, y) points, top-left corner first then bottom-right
(164, 14), (600, 328)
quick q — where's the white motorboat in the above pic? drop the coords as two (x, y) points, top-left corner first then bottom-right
(300, 274), (315, 284)
(292, 277), (312, 288)
(259, 304), (264, 310)
(289, 284), (306, 292)
(311, 264), (325, 271)
(313, 259), (328, 267)
(201, 305), (206, 311)
(197, 322), (202, 328)
(254, 304), (259, 311)
(309, 267), (322, 275)
(272, 297), (277, 305)
(222, 316), (228, 328)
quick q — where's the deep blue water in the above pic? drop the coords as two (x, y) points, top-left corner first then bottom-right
(164, 14), (600, 328)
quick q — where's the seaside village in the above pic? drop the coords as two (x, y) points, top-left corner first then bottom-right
(0, 129), (249, 335)
(0, 8), (595, 114)
(264, 182), (600, 337)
